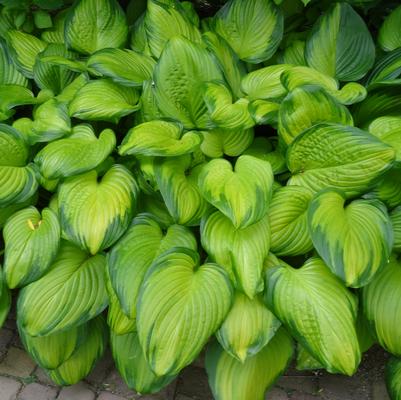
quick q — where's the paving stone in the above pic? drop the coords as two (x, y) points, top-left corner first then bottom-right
(318, 373), (371, 400)
(372, 381), (390, 400)
(277, 376), (318, 394)
(266, 387), (289, 400)
(0, 376), (22, 400)
(85, 349), (114, 386)
(289, 393), (320, 400)
(57, 382), (95, 400)
(0, 329), (14, 357)
(34, 367), (57, 387)
(0, 347), (36, 378)
(18, 383), (58, 400)
(175, 366), (213, 400)
(98, 392), (127, 400)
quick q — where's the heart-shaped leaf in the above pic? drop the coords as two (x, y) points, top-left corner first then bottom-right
(111, 330), (176, 394)
(18, 241), (108, 336)
(35, 126), (116, 179)
(4, 206), (60, 288)
(278, 85), (353, 145)
(378, 5), (401, 52)
(153, 36), (223, 129)
(216, 292), (281, 362)
(305, 2), (375, 81)
(206, 329), (293, 400)
(155, 155), (210, 226)
(391, 206), (401, 252)
(87, 48), (155, 87)
(119, 120), (201, 157)
(137, 247), (233, 376)
(201, 210), (270, 298)
(369, 116), (401, 162)
(58, 165), (138, 254)
(0, 38), (28, 86)
(108, 213), (196, 319)
(47, 316), (108, 385)
(308, 189), (393, 287)
(287, 123), (395, 197)
(268, 185), (314, 256)
(386, 357), (401, 400)
(69, 79), (140, 123)
(265, 257), (361, 375)
(64, 0), (128, 55)
(198, 155), (274, 228)
(213, 0), (283, 63)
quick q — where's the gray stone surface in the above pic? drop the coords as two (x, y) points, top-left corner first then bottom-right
(0, 347), (36, 377)
(18, 383), (58, 400)
(57, 382), (96, 400)
(0, 376), (21, 400)
(98, 393), (128, 400)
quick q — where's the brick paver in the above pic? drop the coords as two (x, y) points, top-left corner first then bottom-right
(18, 383), (58, 400)
(0, 376), (22, 400)
(0, 347), (36, 377)
(98, 392), (127, 400)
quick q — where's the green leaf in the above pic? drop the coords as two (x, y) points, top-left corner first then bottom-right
(111, 331), (176, 394)
(308, 189), (393, 288)
(379, 5), (401, 52)
(0, 84), (36, 121)
(241, 64), (292, 101)
(18, 321), (86, 370)
(119, 120), (201, 157)
(108, 213), (196, 319)
(198, 155), (274, 229)
(153, 36), (223, 129)
(365, 48), (401, 87)
(87, 48), (155, 87)
(145, 0), (202, 58)
(391, 206), (401, 252)
(58, 165), (138, 254)
(0, 38), (28, 86)
(105, 266), (135, 335)
(137, 247), (233, 376)
(243, 137), (287, 175)
(64, 0), (128, 55)
(47, 316), (108, 385)
(200, 127), (253, 158)
(296, 344), (324, 371)
(278, 40), (306, 66)
(216, 292), (280, 362)
(386, 357), (401, 400)
(265, 257), (361, 375)
(154, 155), (210, 226)
(41, 9), (67, 44)
(248, 99), (279, 125)
(201, 210), (270, 298)
(69, 79), (140, 123)
(364, 166), (401, 209)
(278, 85), (353, 145)
(280, 66), (367, 105)
(0, 193), (37, 229)
(7, 30), (47, 78)
(369, 116), (401, 162)
(4, 206), (60, 289)
(33, 10), (52, 29)
(213, 0), (283, 63)
(269, 185), (314, 256)
(305, 2), (375, 81)
(35, 126), (116, 179)
(206, 329), (293, 400)
(0, 269), (11, 328)
(33, 43), (79, 94)
(203, 81), (254, 130)
(18, 241), (108, 336)
(287, 123), (395, 197)
(362, 257), (401, 356)
(202, 31), (246, 99)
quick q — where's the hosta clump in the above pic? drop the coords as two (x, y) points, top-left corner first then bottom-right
(1, 0), (401, 398)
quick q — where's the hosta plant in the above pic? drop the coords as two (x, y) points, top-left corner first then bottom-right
(1, 0), (401, 398)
